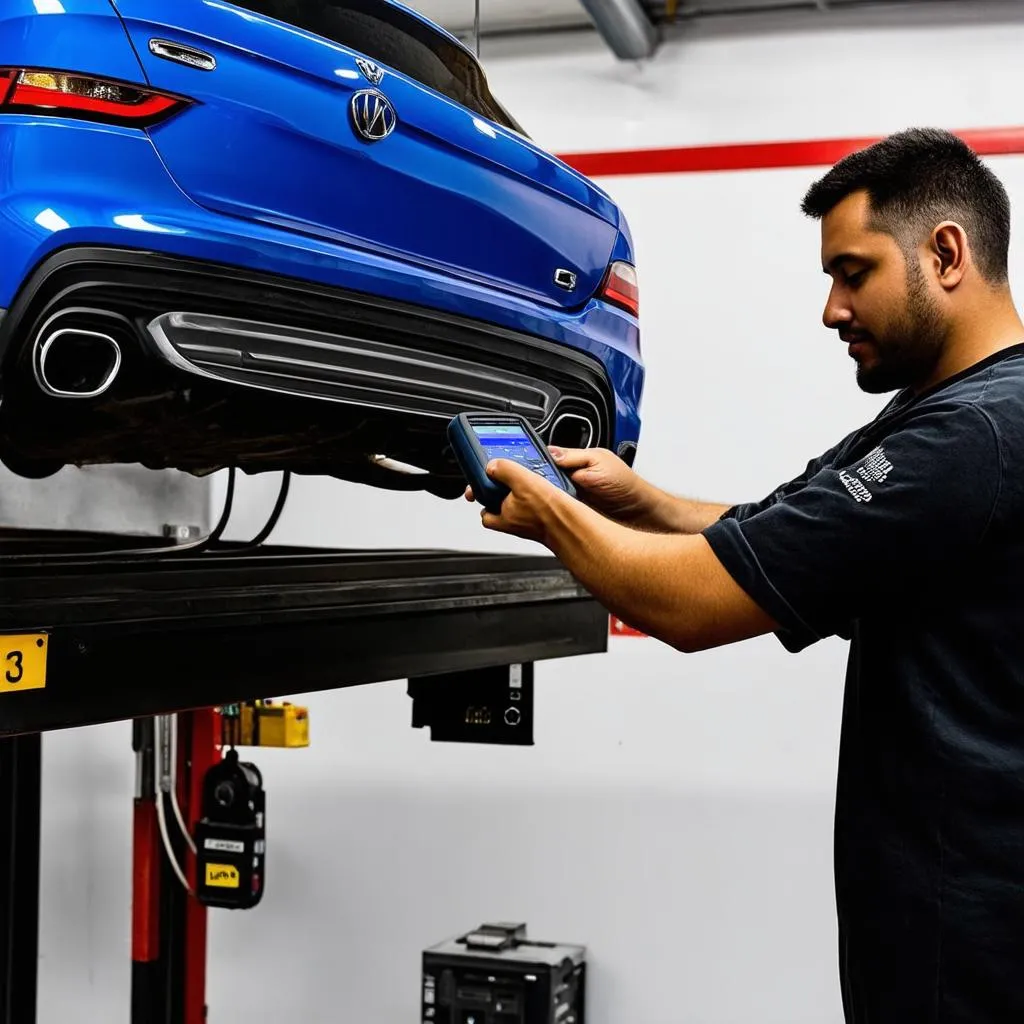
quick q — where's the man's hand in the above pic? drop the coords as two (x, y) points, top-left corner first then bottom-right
(547, 446), (653, 524)
(548, 447), (730, 534)
(464, 458), (574, 542)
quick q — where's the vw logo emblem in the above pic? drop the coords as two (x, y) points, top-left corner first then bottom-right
(350, 89), (397, 143)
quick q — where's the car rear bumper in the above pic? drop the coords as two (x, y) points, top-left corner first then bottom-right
(0, 247), (620, 451)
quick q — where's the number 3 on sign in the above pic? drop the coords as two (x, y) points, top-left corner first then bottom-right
(0, 635), (48, 693)
(5, 651), (23, 684)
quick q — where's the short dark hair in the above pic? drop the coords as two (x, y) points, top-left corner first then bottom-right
(801, 128), (1011, 284)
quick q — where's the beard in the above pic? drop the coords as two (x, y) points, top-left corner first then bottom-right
(854, 263), (948, 394)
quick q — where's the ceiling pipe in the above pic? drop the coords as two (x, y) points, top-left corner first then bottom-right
(577, 0), (659, 59)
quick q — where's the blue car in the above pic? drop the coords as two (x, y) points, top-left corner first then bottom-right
(0, 0), (643, 497)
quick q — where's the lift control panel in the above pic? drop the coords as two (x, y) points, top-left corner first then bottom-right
(195, 750), (266, 910)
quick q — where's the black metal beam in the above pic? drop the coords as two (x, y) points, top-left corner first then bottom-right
(0, 548), (608, 735)
(0, 734), (40, 1024)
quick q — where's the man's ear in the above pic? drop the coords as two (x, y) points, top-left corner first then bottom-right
(930, 221), (968, 290)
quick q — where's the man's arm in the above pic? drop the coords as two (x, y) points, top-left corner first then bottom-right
(633, 487), (732, 535)
(478, 461), (778, 653)
(508, 400), (1004, 658)
(547, 447), (732, 535)
(547, 503), (776, 651)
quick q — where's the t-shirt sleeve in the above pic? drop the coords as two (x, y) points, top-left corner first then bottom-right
(702, 401), (1003, 652)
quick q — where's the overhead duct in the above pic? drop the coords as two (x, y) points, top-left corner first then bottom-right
(577, 0), (659, 59)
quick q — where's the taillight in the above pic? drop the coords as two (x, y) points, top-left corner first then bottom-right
(600, 261), (639, 318)
(0, 70), (188, 127)
(0, 71), (17, 105)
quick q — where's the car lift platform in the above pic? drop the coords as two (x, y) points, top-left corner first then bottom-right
(0, 536), (608, 1023)
(0, 541), (606, 735)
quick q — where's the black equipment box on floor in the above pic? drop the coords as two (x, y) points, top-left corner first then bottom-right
(422, 922), (585, 1024)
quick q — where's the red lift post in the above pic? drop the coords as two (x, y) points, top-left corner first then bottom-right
(132, 709), (221, 1024)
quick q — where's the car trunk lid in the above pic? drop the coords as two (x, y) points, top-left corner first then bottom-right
(109, 0), (621, 310)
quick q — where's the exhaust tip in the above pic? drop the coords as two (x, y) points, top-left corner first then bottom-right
(35, 328), (122, 399)
(549, 411), (596, 450)
(617, 441), (638, 468)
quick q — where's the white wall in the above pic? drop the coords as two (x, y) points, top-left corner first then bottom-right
(37, 6), (1024, 1023)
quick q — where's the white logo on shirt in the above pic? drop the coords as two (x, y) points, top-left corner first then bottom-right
(838, 445), (894, 502)
(839, 470), (873, 503)
(857, 446), (893, 484)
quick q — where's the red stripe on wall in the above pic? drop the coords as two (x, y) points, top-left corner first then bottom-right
(557, 127), (1024, 177)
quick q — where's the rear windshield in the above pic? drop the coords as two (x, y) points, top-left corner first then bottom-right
(233, 0), (525, 133)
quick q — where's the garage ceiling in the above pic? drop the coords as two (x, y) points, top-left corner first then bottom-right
(408, 0), (1001, 39)
(408, 0), (590, 36)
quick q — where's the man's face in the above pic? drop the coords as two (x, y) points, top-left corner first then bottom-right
(820, 190), (948, 393)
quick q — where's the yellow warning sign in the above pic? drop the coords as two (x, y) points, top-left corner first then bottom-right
(0, 634), (48, 693)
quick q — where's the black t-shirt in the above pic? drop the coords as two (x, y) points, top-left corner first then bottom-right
(703, 345), (1024, 1024)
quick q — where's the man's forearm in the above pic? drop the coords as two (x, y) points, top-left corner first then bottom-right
(630, 483), (732, 535)
(538, 492), (773, 652)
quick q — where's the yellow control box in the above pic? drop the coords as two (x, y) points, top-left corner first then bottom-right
(237, 701), (310, 748)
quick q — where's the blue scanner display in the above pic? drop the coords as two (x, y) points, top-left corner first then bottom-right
(471, 424), (564, 487)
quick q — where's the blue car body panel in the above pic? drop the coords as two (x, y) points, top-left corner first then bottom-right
(0, 0), (643, 459)
(112, 0), (622, 309)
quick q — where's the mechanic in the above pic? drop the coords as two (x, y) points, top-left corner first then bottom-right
(467, 128), (1024, 1023)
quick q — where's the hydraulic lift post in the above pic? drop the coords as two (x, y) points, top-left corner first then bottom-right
(132, 709), (221, 1024)
(0, 733), (41, 1024)
(131, 717), (162, 1022)
(183, 708), (219, 1024)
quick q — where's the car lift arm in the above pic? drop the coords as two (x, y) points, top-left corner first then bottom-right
(0, 545), (604, 736)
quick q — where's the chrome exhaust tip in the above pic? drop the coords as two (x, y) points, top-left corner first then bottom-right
(616, 440), (638, 467)
(549, 409), (597, 450)
(34, 323), (122, 399)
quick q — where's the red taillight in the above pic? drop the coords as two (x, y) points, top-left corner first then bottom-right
(0, 70), (187, 127)
(600, 260), (639, 318)
(0, 71), (17, 105)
